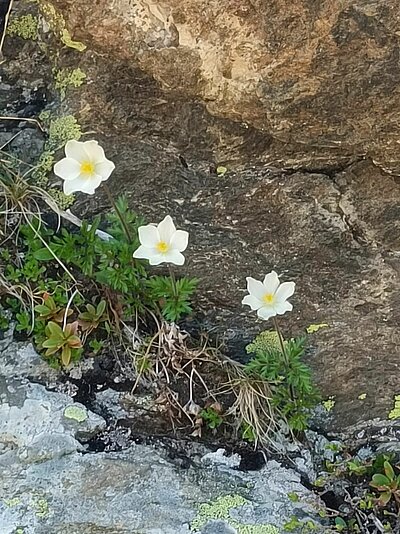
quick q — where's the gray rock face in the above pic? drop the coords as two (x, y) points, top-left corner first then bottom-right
(0, 344), (326, 533)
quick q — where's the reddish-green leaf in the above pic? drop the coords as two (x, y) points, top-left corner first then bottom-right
(384, 461), (395, 481)
(371, 474), (391, 488)
(378, 491), (392, 507)
(61, 346), (71, 366)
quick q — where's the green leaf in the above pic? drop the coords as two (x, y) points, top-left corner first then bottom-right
(46, 321), (63, 337)
(96, 300), (106, 317)
(334, 517), (347, 531)
(384, 461), (395, 481)
(34, 305), (51, 315)
(33, 248), (54, 261)
(42, 338), (62, 348)
(378, 491), (392, 506)
(371, 474), (391, 487)
(61, 345), (71, 366)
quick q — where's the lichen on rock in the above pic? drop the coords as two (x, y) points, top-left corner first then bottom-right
(54, 67), (87, 99)
(7, 14), (39, 40)
(190, 495), (279, 534)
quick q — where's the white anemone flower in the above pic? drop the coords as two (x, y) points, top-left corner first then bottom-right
(54, 140), (115, 195)
(133, 215), (189, 266)
(242, 271), (295, 320)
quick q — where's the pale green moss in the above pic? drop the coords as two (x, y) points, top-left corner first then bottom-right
(190, 494), (279, 534)
(64, 405), (88, 422)
(54, 68), (87, 99)
(38, 1), (86, 51)
(7, 14), (39, 40)
(246, 330), (282, 355)
(389, 395), (400, 420)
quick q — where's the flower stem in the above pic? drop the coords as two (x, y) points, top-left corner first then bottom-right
(103, 183), (132, 243)
(273, 317), (295, 400)
(168, 264), (178, 313)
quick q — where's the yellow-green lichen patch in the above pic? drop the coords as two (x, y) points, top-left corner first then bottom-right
(38, 1), (86, 51)
(46, 115), (82, 150)
(322, 397), (335, 412)
(389, 395), (400, 420)
(7, 14), (39, 40)
(3, 497), (21, 507)
(306, 323), (329, 334)
(54, 67), (87, 99)
(190, 494), (279, 534)
(32, 497), (49, 518)
(246, 330), (282, 355)
(64, 405), (88, 422)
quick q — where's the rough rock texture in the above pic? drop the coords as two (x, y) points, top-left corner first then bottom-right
(48, 0), (400, 173)
(0, 347), (325, 533)
(4, 2), (400, 431)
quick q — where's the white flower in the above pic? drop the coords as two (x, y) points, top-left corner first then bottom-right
(133, 215), (189, 266)
(54, 140), (115, 195)
(242, 271), (295, 320)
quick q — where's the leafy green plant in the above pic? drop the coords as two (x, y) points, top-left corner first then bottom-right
(78, 300), (108, 332)
(370, 461), (400, 508)
(147, 275), (197, 322)
(200, 406), (223, 430)
(42, 321), (82, 366)
(88, 339), (105, 355)
(0, 313), (9, 331)
(34, 293), (72, 323)
(245, 335), (319, 431)
(241, 423), (256, 443)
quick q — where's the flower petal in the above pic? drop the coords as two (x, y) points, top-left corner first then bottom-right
(158, 215), (176, 243)
(54, 158), (81, 181)
(133, 245), (152, 261)
(171, 229), (189, 252)
(246, 277), (266, 300)
(274, 301), (293, 315)
(82, 140), (106, 162)
(65, 140), (90, 162)
(78, 175), (103, 195)
(275, 281), (295, 302)
(148, 252), (168, 265)
(242, 294), (262, 310)
(95, 159), (115, 181)
(138, 225), (159, 247)
(63, 175), (102, 195)
(263, 271), (280, 295)
(257, 306), (277, 320)
(63, 177), (83, 195)
(163, 249), (185, 266)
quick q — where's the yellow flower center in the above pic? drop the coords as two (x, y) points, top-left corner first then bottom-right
(80, 161), (95, 176)
(156, 241), (169, 253)
(263, 293), (275, 305)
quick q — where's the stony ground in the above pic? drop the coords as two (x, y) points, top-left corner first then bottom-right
(0, 336), (326, 533)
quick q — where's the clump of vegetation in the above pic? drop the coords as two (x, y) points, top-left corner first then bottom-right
(0, 199), (196, 368)
(245, 334), (319, 431)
